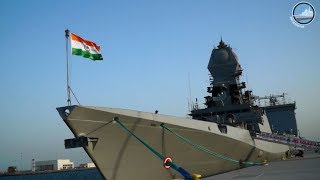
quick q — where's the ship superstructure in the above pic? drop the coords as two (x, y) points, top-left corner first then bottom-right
(190, 40), (271, 135)
(256, 94), (298, 136)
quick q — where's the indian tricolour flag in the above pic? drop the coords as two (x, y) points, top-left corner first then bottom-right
(71, 33), (103, 61)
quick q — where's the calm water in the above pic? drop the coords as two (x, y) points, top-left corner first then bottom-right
(0, 168), (103, 180)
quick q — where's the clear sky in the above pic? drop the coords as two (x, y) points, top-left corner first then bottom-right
(0, 0), (319, 171)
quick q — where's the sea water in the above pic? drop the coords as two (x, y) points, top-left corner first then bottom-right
(0, 168), (103, 180)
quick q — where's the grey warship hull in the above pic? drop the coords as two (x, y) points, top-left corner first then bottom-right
(56, 40), (298, 179)
(57, 105), (289, 180)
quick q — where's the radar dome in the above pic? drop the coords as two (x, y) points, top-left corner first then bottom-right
(207, 40), (241, 79)
(212, 49), (229, 63)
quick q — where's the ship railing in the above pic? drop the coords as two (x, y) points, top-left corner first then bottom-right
(255, 132), (319, 149)
(254, 93), (296, 107)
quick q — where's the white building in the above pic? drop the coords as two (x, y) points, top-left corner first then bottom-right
(35, 159), (74, 171)
(79, 162), (96, 168)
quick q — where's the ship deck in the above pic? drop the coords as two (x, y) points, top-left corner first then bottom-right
(204, 152), (320, 180)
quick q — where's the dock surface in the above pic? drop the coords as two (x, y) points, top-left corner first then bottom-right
(204, 154), (320, 180)
(1, 154), (319, 180)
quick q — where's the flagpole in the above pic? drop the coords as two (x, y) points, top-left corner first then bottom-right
(65, 29), (71, 106)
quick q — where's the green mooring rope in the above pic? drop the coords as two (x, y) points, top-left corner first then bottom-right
(113, 117), (193, 179)
(160, 123), (265, 165)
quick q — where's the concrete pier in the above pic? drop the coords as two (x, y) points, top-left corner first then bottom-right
(204, 154), (320, 180)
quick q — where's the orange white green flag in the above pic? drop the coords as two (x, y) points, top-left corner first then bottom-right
(70, 33), (103, 61)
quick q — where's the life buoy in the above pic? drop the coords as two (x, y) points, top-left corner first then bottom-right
(163, 157), (172, 169)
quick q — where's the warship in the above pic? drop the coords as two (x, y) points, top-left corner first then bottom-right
(57, 40), (316, 180)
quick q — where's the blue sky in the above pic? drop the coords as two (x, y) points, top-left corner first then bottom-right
(0, 0), (319, 170)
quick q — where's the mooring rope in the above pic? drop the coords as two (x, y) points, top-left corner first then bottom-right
(113, 117), (194, 179)
(160, 123), (266, 165)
